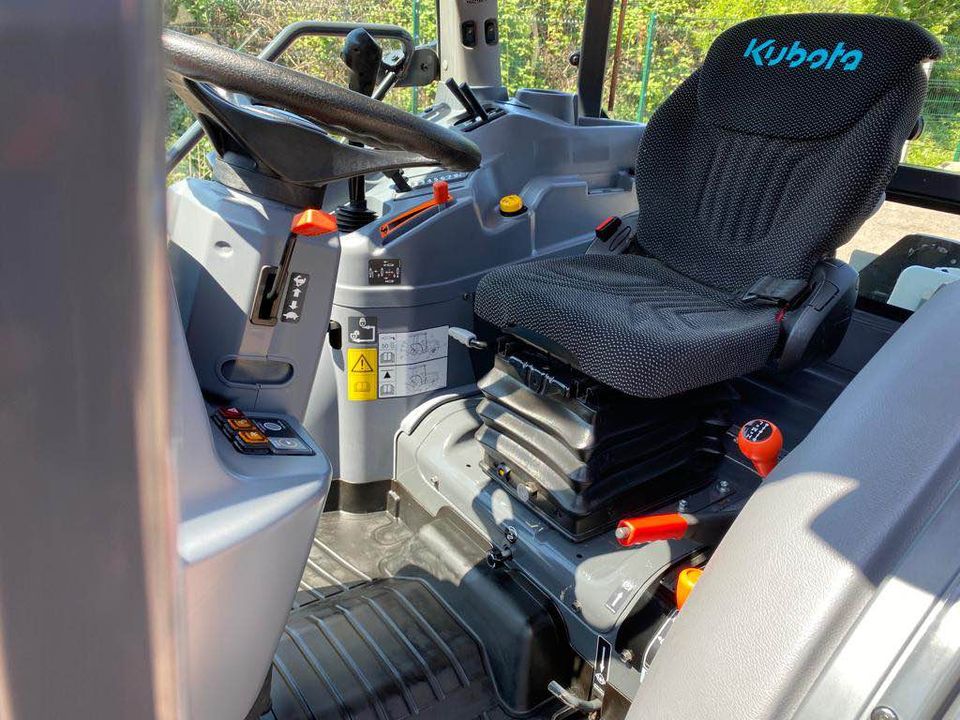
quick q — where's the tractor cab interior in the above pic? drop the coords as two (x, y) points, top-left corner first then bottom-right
(153, 6), (960, 720)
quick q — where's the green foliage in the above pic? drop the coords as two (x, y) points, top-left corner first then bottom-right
(164, 0), (960, 179)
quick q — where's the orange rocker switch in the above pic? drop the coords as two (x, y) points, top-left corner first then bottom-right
(737, 419), (783, 477)
(238, 429), (269, 445)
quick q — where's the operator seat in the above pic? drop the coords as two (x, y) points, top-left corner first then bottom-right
(475, 14), (942, 398)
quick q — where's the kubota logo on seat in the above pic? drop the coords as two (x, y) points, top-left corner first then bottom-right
(743, 38), (863, 71)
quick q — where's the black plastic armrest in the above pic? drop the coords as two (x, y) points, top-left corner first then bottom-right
(776, 259), (859, 372)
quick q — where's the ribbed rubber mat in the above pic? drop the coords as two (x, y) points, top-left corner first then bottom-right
(264, 579), (506, 720)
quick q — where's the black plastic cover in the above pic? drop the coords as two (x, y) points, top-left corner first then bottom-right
(777, 258), (859, 372)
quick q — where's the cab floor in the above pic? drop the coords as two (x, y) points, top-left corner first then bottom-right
(261, 512), (519, 720)
(261, 358), (856, 720)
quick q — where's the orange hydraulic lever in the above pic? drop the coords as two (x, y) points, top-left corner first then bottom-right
(291, 208), (338, 236)
(615, 509), (738, 547)
(379, 181), (453, 238)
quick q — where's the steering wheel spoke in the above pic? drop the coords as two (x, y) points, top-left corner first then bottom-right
(163, 29), (481, 186)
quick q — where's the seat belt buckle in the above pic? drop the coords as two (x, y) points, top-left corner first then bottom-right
(594, 215), (633, 253)
(741, 276), (808, 306)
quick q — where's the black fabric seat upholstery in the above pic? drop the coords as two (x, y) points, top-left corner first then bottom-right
(477, 254), (781, 398)
(475, 14), (942, 398)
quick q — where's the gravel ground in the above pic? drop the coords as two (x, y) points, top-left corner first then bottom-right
(838, 201), (960, 264)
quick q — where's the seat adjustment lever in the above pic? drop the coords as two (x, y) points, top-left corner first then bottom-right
(448, 327), (488, 350)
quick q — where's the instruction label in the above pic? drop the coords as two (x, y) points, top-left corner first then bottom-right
(368, 258), (402, 285)
(378, 325), (448, 398)
(604, 578), (638, 615)
(593, 636), (612, 694)
(378, 326), (448, 366)
(378, 358), (447, 398)
(281, 272), (309, 323)
(346, 348), (378, 401)
(347, 316), (378, 344)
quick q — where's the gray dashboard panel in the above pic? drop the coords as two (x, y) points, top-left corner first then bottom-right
(628, 282), (960, 720)
(169, 289), (331, 720)
(167, 179), (341, 418)
(306, 98), (644, 484)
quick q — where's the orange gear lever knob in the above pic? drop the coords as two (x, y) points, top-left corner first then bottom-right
(737, 419), (783, 477)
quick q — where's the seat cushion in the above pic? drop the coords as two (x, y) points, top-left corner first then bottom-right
(474, 254), (780, 398)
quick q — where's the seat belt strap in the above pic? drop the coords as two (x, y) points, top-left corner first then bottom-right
(741, 276), (808, 306)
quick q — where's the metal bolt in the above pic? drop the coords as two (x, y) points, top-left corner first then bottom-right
(504, 526), (518, 543)
(677, 499), (688, 513)
(615, 526), (629, 541)
(871, 708), (898, 720)
(430, 475), (439, 488)
(572, 601), (582, 614)
(717, 479), (731, 494)
(515, 481), (536, 502)
(620, 649), (634, 664)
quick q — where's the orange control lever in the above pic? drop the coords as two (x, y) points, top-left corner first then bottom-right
(675, 567), (703, 610)
(291, 208), (338, 235)
(379, 181), (453, 238)
(615, 513), (689, 545)
(615, 510), (738, 547)
(737, 419), (783, 477)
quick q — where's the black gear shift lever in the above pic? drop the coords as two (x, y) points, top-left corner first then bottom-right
(337, 28), (383, 232)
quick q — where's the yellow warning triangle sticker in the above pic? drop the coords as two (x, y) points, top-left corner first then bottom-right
(351, 355), (375, 373)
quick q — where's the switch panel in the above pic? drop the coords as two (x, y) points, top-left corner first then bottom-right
(212, 406), (316, 456)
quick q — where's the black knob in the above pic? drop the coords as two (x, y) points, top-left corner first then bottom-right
(341, 28), (382, 97)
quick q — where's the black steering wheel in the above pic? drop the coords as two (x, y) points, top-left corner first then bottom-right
(162, 30), (481, 174)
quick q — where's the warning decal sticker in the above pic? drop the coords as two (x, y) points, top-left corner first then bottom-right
(346, 325), (449, 401)
(280, 272), (309, 323)
(346, 348), (378, 401)
(378, 358), (447, 398)
(378, 325), (449, 398)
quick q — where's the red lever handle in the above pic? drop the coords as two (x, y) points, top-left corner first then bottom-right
(615, 513), (688, 545)
(616, 509), (739, 546)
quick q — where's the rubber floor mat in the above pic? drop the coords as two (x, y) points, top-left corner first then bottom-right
(263, 578), (508, 720)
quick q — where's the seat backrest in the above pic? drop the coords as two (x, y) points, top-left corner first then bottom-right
(634, 14), (942, 294)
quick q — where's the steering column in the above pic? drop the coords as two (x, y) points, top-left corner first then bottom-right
(337, 28), (383, 232)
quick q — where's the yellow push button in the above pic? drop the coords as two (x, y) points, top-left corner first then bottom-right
(499, 194), (526, 216)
